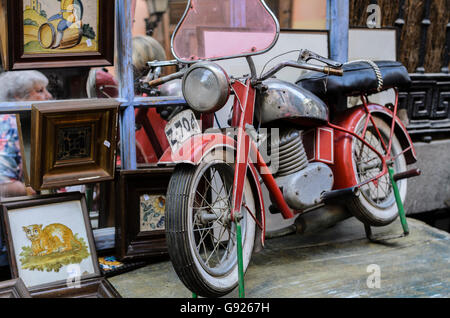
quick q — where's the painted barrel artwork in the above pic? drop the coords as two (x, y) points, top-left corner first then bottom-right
(38, 20), (82, 50)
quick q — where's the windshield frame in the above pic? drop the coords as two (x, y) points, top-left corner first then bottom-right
(170, 0), (280, 64)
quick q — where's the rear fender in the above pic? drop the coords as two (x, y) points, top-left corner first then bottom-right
(158, 133), (267, 246)
(332, 104), (417, 190)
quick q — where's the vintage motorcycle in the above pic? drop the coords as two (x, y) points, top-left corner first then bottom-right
(143, 0), (417, 297)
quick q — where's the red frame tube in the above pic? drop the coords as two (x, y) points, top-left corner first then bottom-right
(230, 80), (407, 220)
(231, 80), (256, 221)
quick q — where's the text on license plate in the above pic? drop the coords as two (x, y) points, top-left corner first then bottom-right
(165, 110), (201, 152)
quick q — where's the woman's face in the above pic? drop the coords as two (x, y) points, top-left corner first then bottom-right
(25, 82), (53, 101)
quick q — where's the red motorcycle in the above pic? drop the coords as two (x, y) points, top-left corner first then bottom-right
(145, 0), (417, 297)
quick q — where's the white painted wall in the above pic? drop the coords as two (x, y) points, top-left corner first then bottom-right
(348, 28), (398, 108)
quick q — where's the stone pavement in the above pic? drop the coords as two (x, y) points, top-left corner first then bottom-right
(109, 217), (450, 298)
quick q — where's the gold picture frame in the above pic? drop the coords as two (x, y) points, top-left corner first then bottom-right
(30, 99), (119, 190)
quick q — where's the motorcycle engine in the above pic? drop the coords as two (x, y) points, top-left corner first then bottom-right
(270, 129), (334, 211)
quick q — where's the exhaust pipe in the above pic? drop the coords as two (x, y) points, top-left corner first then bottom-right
(294, 205), (351, 235)
(265, 205), (351, 239)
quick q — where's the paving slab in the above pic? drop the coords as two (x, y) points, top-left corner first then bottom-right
(108, 217), (450, 298)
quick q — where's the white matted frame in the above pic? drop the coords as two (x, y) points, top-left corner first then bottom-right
(348, 28), (398, 107)
(1, 192), (100, 290)
(349, 27), (397, 61)
(216, 29), (329, 83)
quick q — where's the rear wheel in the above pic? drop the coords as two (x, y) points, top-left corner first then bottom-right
(348, 117), (407, 226)
(165, 149), (256, 297)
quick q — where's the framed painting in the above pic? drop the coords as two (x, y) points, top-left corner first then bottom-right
(30, 99), (119, 190)
(0, 278), (31, 298)
(1, 192), (121, 297)
(116, 168), (173, 261)
(0, 0), (115, 70)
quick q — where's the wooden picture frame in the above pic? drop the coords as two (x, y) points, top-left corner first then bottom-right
(0, 278), (31, 298)
(0, 0), (115, 70)
(116, 168), (173, 261)
(29, 276), (120, 298)
(30, 99), (119, 190)
(15, 113), (31, 187)
(1, 192), (120, 298)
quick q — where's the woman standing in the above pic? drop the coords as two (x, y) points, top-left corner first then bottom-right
(0, 70), (52, 197)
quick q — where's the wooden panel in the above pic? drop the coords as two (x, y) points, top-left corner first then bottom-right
(277, 0), (292, 29)
(350, 0), (449, 73)
(0, 0), (8, 69)
(169, 0), (188, 25)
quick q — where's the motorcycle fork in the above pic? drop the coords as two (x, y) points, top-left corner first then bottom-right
(230, 79), (295, 298)
(230, 80), (295, 222)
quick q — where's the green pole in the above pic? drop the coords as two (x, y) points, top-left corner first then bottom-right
(236, 220), (245, 298)
(192, 293), (197, 298)
(388, 166), (409, 235)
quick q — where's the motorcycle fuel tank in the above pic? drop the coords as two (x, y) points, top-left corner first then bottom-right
(256, 79), (329, 125)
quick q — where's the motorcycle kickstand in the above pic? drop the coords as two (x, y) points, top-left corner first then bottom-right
(237, 218), (246, 298)
(191, 216), (246, 299)
(364, 167), (421, 242)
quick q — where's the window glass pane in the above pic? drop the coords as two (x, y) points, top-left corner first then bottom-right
(172, 0), (278, 61)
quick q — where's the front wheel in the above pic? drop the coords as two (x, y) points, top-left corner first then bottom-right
(165, 149), (256, 297)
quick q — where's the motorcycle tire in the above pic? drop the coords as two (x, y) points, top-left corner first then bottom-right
(165, 149), (256, 297)
(348, 117), (407, 227)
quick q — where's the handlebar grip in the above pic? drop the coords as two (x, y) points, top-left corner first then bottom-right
(146, 70), (185, 87)
(324, 66), (344, 76)
(147, 78), (165, 87)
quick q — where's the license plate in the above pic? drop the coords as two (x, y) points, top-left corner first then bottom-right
(165, 110), (201, 152)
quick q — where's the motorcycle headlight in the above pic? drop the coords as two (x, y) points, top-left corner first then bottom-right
(182, 62), (230, 113)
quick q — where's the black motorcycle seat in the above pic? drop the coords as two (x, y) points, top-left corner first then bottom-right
(296, 61), (411, 101)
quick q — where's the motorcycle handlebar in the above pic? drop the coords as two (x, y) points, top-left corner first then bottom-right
(145, 59), (343, 88)
(259, 61), (343, 81)
(146, 70), (185, 87)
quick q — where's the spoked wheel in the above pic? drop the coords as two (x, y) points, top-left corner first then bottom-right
(165, 149), (256, 297)
(348, 117), (407, 226)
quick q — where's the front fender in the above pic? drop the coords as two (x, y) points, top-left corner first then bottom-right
(332, 104), (417, 190)
(158, 133), (235, 165)
(158, 133), (267, 247)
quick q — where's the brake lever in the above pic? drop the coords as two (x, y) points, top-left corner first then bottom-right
(147, 59), (180, 68)
(298, 49), (343, 69)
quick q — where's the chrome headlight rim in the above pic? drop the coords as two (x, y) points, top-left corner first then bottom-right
(182, 61), (230, 113)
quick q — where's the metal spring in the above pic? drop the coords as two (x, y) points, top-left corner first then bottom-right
(271, 130), (308, 177)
